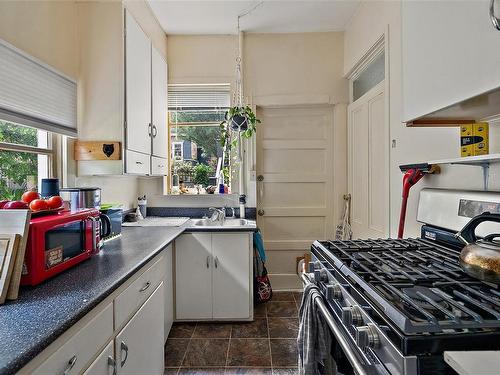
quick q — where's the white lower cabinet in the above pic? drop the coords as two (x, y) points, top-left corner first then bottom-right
(82, 341), (115, 375)
(175, 232), (253, 321)
(175, 233), (213, 319)
(116, 283), (165, 375)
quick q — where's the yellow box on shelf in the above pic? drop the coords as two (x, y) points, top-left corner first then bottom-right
(460, 122), (489, 157)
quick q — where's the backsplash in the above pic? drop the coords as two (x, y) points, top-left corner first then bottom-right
(147, 206), (256, 219)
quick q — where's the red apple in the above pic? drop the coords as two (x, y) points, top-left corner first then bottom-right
(0, 200), (11, 209)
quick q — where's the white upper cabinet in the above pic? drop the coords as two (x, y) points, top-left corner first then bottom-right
(151, 47), (168, 160)
(125, 10), (152, 155)
(402, 0), (500, 123)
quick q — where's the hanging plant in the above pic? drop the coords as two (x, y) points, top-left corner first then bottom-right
(219, 105), (260, 150)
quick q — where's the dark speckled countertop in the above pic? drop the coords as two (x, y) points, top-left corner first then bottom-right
(0, 226), (185, 375)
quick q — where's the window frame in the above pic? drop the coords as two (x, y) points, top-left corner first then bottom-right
(0, 122), (61, 191)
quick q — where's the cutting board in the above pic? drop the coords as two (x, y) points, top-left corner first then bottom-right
(0, 210), (31, 300)
(0, 234), (21, 304)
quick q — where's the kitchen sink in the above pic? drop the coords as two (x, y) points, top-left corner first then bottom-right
(191, 218), (249, 227)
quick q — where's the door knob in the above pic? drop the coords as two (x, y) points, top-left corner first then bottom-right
(258, 209), (265, 216)
(257, 175), (264, 182)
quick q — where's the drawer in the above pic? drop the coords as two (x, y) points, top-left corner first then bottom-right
(125, 149), (150, 175)
(31, 302), (113, 375)
(151, 156), (168, 176)
(114, 255), (165, 330)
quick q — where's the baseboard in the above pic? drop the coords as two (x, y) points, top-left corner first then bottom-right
(269, 273), (302, 291)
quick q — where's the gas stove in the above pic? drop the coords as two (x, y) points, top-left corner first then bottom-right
(308, 189), (500, 375)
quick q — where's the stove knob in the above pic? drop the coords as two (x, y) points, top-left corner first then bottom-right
(341, 305), (363, 326)
(355, 324), (380, 349)
(326, 283), (342, 300)
(314, 269), (328, 283)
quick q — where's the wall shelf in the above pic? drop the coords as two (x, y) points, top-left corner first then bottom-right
(426, 154), (500, 190)
(428, 154), (500, 166)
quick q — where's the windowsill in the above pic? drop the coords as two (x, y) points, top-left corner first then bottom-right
(163, 193), (238, 197)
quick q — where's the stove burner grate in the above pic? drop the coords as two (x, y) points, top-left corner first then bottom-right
(316, 238), (500, 334)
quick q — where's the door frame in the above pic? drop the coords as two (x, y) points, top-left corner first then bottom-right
(346, 30), (391, 236)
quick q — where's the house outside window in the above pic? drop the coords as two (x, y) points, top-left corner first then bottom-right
(168, 84), (231, 195)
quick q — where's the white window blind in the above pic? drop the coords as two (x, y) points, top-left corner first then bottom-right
(0, 39), (77, 137)
(168, 84), (231, 110)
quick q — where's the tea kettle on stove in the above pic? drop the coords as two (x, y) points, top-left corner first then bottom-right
(456, 212), (500, 284)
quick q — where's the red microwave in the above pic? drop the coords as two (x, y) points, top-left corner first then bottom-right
(21, 208), (111, 286)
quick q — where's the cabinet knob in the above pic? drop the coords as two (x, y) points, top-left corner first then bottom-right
(135, 161), (143, 165)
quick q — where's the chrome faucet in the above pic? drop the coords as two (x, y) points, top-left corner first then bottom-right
(208, 207), (225, 225)
(227, 206), (236, 219)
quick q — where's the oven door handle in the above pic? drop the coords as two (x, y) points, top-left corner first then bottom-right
(300, 272), (371, 375)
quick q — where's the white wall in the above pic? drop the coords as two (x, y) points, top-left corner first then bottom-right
(344, 1), (500, 237)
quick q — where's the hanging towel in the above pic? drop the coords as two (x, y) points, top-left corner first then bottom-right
(253, 229), (266, 262)
(298, 282), (335, 375)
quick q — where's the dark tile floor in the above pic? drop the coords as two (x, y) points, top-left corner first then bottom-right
(165, 291), (303, 375)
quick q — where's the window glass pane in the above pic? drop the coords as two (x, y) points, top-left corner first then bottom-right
(170, 125), (223, 194)
(0, 150), (49, 200)
(353, 53), (385, 102)
(0, 120), (49, 148)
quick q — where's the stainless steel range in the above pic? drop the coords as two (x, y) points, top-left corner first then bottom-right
(306, 189), (500, 375)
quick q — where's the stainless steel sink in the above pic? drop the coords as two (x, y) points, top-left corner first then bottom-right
(191, 218), (249, 227)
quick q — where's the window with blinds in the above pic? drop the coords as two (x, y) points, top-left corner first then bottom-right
(0, 39), (77, 137)
(168, 83), (231, 110)
(168, 84), (231, 195)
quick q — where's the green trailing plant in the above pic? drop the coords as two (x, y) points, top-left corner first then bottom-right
(219, 105), (261, 150)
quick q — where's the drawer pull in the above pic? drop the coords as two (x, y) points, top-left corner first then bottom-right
(62, 355), (77, 375)
(214, 256), (219, 269)
(135, 161), (143, 165)
(108, 356), (117, 375)
(206, 256), (210, 268)
(158, 164), (164, 168)
(139, 281), (151, 292)
(120, 341), (129, 367)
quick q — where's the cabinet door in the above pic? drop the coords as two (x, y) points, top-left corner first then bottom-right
(151, 47), (168, 159)
(116, 283), (165, 375)
(402, 1), (500, 122)
(125, 10), (151, 155)
(83, 341), (115, 375)
(175, 233), (213, 319)
(212, 233), (251, 319)
(163, 244), (174, 342)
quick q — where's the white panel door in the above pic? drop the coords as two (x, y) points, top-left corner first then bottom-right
(256, 105), (334, 289)
(212, 233), (251, 319)
(125, 10), (151, 155)
(151, 46), (168, 159)
(348, 81), (388, 238)
(175, 233), (213, 319)
(116, 283), (164, 375)
(163, 244), (173, 342)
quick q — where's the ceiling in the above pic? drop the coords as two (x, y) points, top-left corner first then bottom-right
(147, 0), (361, 35)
